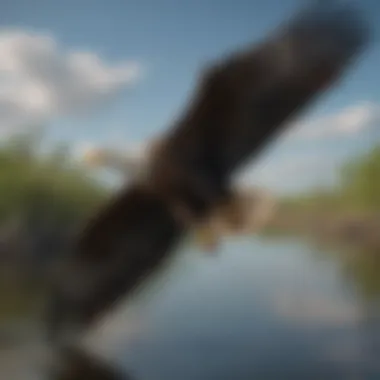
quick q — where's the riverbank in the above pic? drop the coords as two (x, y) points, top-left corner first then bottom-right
(265, 210), (380, 250)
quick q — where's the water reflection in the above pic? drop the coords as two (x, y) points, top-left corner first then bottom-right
(1, 237), (380, 379)
(341, 249), (380, 302)
(103, 238), (380, 380)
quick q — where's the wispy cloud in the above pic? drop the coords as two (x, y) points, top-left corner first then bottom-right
(240, 101), (379, 193)
(0, 28), (143, 136)
(242, 152), (341, 194)
(286, 101), (379, 141)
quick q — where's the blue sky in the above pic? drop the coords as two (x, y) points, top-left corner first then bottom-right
(0, 0), (379, 194)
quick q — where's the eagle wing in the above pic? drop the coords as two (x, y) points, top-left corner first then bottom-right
(47, 2), (369, 343)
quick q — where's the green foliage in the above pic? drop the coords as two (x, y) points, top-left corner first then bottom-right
(275, 146), (380, 300)
(0, 130), (108, 225)
(342, 249), (380, 300)
(339, 146), (380, 210)
(280, 144), (380, 214)
(0, 129), (112, 322)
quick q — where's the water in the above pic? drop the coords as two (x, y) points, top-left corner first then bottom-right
(81, 236), (380, 380)
(2, 236), (380, 379)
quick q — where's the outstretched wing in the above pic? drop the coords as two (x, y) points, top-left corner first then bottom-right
(47, 2), (369, 343)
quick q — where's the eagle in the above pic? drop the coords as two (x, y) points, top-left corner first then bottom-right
(82, 143), (276, 253)
(46, 2), (369, 366)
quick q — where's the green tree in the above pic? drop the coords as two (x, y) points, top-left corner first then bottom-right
(339, 146), (380, 211)
(0, 130), (108, 225)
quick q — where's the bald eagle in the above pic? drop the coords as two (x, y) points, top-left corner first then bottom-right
(82, 143), (276, 253)
(47, 1), (369, 354)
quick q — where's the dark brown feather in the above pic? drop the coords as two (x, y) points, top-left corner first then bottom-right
(51, 346), (133, 380)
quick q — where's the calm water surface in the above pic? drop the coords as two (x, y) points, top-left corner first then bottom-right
(86, 236), (380, 380)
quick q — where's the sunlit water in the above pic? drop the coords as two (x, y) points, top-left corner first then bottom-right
(85, 236), (380, 380)
(1, 236), (380, 379)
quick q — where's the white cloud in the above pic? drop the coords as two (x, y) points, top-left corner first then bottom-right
(0, 29), (143, 136)
(241, 101), (380, 193)
(286, 102), (379, 141)
(254, 155), (331, 178)
(242, 153), (340, 194)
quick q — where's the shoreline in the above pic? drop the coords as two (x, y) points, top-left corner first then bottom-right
(264, 211), (380, 250)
